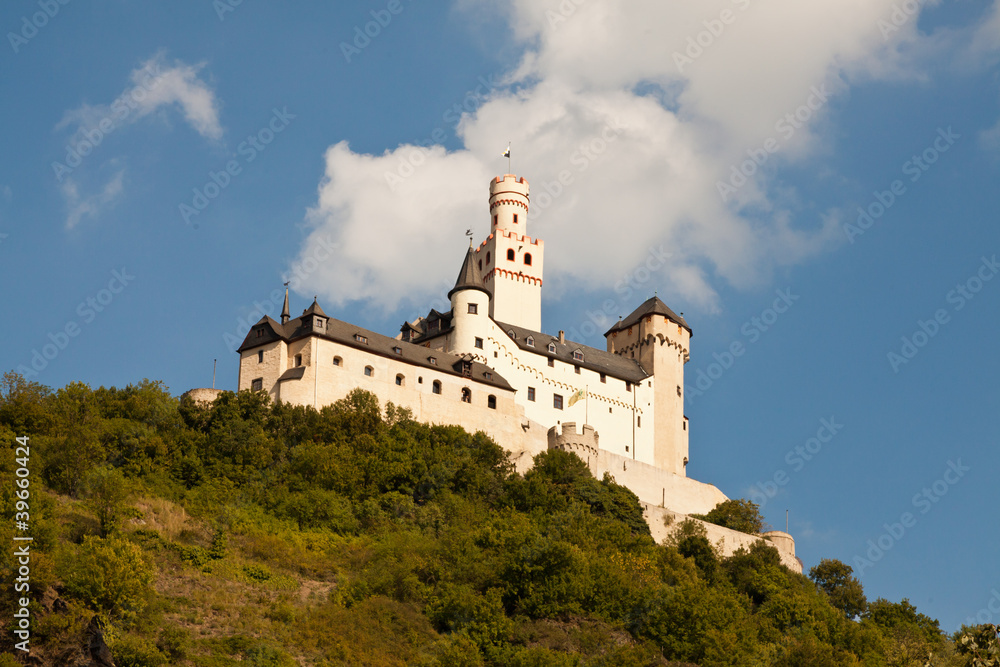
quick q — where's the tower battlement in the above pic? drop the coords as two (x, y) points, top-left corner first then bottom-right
(547, 422), (600, 462)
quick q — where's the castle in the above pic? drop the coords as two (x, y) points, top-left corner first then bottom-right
(229, 173), (800, 570)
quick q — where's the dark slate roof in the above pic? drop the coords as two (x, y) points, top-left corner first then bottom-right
(604, 296), (691, 337)
(302, 299), (327, 318)
(406, 309), (455, 344)
(237, 309), (514, 392)
(495, 321), (649, 383)
(448, 245), (491, 299)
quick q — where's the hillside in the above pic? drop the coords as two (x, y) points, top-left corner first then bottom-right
(0, 372), (996, 666)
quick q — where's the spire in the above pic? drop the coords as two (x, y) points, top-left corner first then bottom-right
(448, 245), (491, 300)
(280, 283), (290, 325)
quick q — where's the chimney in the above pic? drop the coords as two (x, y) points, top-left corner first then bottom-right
(558, 330), (565, 344)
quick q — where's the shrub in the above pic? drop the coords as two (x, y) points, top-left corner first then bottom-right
(60, 535), (155, 624)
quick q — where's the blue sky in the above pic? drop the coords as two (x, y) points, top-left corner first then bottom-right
(2, 0), (999, 632)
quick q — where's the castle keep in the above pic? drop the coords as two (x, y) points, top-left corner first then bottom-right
(232, 173), (800, 570)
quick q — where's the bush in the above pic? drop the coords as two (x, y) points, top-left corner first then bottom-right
(694, 498), (765, 535)
(60, 535), (155, 624)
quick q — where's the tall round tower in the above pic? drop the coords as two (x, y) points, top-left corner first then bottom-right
(489, 174), (530, 233)
(476, 175), (544, 331)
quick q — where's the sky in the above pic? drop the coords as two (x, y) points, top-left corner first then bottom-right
(1, 0), (999, 633)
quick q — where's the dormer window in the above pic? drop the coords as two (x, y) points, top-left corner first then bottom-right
(429, 320), (439, 331)
(573, 350), (584, 362)
(526, 336), (534, 347)
(484, 372), (493, 380)
(393, 346), (402, 355)
(355, 334), (368, 344)
(316, 318), (324, 328)
(508, 330), (516, 340)
(256, 329), (264, 338)
(547, 343), (556, 353)
(429, 357), (437, 365)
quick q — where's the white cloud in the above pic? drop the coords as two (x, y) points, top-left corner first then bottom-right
(57, 52), (222, 143)
(287, 0), (956, 316)
(63, 170), (125, 230)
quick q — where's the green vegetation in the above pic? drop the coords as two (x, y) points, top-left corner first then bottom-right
(0, 371), (991, 665)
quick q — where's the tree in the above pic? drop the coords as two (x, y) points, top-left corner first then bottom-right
(61, 535), (155, 625)
(808, 558), (867, 619)
(695, 498), (766, 535)
(956, 624), (1000, 666)
(83, 465), (136, 536)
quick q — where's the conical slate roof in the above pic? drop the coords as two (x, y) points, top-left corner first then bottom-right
(448, 245), (491, 299)
(303, 298), (328, 318)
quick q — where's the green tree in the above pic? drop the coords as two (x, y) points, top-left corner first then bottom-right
(956, 624), (1000, 666)
(83, 465), (136, 536)
(809, 558), (867, 619)
(695, 498), (765, 534)
(61, 535), (155, 624)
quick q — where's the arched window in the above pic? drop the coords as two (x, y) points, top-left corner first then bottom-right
(461, 388), (472, 403)
(524, 253), (532, 266)
(432, 380), (442, 394)
(395, 374), (404, 386)
(364, 366), (374, 377)
(333, 356), (342, 367)
(507, 249), (515, 261)
(488, 395), (497, 409)
(478, 259), (483, 271)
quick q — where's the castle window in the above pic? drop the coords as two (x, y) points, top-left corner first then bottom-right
(486, 252), (491, 264)
(493, 214), (498, 226)
(683, 421), (687, 431)
(257, 351), (264, 363)
(333, 356), (342, 367)
(508, 330), (516, 339)
(468, 303), (478, 314)
(355, 334), (368, 344)
(507, 249), (515, 261)
(429, 356), (437, 365)
(600, 373), (606, 383)
(573, 350), (584, 362)
(524, 253), (532, 266)
(478, 260), (483, 271)
(637, 416), (641, 427)
(251, 378), (263, 392)
(364, 366), (374, 377)
(526, 336), (534, 347)
(429, 320), (439, 331)
(487, 395), (497, 409)
(462, 388), (472, 403)
(475, 337), (484, 349)
(256, 329), (264, 338)
(432, 380), (442, 394)
(418, 377), (423, 384)
(462, 361), (472, 377)
(553, 394), (564, 410)
(513, 214), (518, 224)
(575, 365), (581, 374)
(626, 382), (632, 392)
(295, 354), (303, 367)
(528, 387), (535, 402)
(484, 371), (493, 380)
(395, 374), (404, 386)
(677, 385), (681, 396)
(548, 358), (554, 368)
(547, 343), (556, 353)
(316, 318), (324, 328)
(393, 346), (402, 355)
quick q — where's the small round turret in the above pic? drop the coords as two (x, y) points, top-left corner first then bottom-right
(489, 175), (529, 232)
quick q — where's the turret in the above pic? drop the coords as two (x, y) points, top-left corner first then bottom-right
(449, 241), (491, 356)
